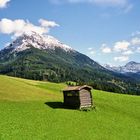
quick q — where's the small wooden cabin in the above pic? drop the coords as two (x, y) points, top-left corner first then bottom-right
(63, 85), (93, 109)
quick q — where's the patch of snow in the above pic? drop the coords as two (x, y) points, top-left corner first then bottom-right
(104, 61), (140, 73)
(5, 31), (74, 53)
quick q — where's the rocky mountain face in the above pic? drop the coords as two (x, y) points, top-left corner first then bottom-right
(0, 32), (140, 95)
(3, 31), (73, 53)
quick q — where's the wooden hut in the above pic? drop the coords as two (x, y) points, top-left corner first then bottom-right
(63, 85), (93, 109)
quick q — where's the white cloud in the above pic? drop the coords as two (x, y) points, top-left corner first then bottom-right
(0, 18), (59, 37)
(0, 0), (10, 8)
(114, 56), (129, 62)
(39, 19), (59, 28)
(131, 37), (140, 46)
(102, 47), (111, 53)
(88, 47), (93, 50)
(122, 50), (133, 55)
(101, 43), (111, 53)
(113, 41), (130, 52)
(137, 47), (140, 53)
(90, 50), (96, 54)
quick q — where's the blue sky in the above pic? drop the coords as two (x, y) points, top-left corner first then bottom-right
(0, 0), (140, 66)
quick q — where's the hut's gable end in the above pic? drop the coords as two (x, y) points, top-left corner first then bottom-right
(79, 89), (92, 108)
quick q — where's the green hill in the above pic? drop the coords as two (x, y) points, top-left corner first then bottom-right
(0, 75), (140, 140)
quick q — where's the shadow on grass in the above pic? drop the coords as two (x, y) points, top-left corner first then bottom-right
(45, 102), (77, 110)
(45, 102), (64, 109)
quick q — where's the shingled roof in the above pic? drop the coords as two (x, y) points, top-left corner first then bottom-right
(63, 85), (92, 91)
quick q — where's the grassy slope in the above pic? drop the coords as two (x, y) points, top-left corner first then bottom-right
(0, 75), (140, 140)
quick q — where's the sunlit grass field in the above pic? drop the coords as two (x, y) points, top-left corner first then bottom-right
(0, 75), (140, 140)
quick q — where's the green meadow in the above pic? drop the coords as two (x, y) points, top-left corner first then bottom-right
(0, 75), (140, 140)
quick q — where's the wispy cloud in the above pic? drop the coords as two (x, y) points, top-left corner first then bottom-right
(88, 47), (96, 55)
(50, 0), (133, 11)
(0, 0), (10, 8)
(114, 55), (129, 62)
(131, 31), (140, 37)
(0, 18), (59, 37)
(101, 43), (112, 53)
(122, 50), (133, 55)
(88, 47), (93, 51)
(39, 19), (59, 28)
(50, 0), (127, 5)
(123, 3), (133, 13)
(137, 47), (140, 53)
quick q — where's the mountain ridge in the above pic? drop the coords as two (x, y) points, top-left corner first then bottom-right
(104, 61), (140, 73)
(0, 32), (140, 95)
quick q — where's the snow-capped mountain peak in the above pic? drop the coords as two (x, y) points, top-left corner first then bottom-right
(125, 61), (137, 67)
(4, 31), (74, 52)
(104, 61), (140, 73)
(123, 61), (140, 73)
